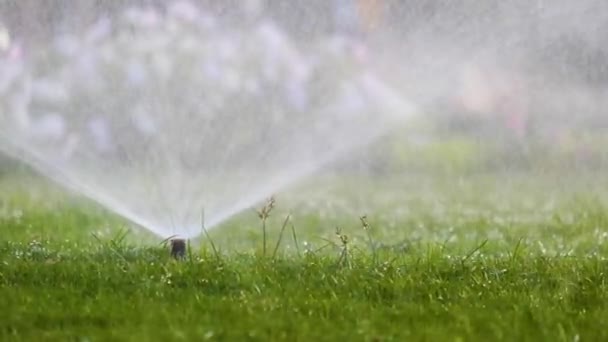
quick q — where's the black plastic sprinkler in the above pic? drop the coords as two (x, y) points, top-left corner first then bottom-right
(170, 238), (187, 259)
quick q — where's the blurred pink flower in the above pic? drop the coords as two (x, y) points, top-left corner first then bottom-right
(88, 117), (113, 152)
(126, 61), (147, 87)
(29, 114), (66, 141)
(124, 7), (161, 28)
(7, 43), (23, 61)
(55, 36), (80, 58)
(169, 1), (201, 23)
(285, 81), (308, 111)
(86, 17), (112, 43)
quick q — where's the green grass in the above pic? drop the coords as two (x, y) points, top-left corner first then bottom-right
(1, 172), (607, 341)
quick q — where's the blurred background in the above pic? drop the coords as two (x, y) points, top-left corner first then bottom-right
(1, 0), (608, 176)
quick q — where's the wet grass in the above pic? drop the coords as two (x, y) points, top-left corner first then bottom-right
(1, 173), (607, 341)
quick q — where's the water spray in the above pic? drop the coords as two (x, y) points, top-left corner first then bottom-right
(0, 3), (413, 240)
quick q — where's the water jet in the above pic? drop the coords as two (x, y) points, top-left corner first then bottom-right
(0, 2), (414, 239)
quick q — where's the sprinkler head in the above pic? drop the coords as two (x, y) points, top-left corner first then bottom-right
(170, 238), (187, 259)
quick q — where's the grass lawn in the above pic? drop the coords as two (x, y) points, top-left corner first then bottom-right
(0, 171), (607, 341)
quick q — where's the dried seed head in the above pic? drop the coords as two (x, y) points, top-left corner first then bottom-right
(257, 196), (276, 220)
(360, 215), (370, 230)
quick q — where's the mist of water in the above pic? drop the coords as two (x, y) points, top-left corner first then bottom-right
(0, 2), (413, 238)
(0, 1), (606, 238)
